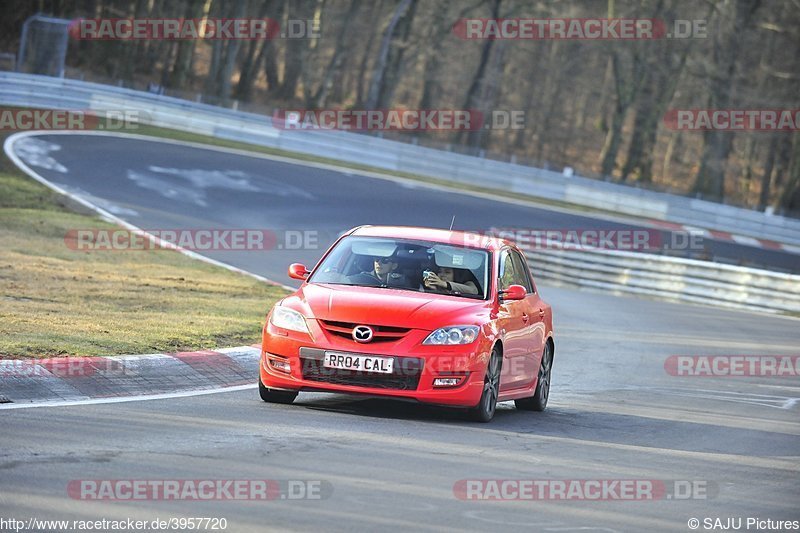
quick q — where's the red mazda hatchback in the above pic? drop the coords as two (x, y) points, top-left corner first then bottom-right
(259, 225), (554, 422)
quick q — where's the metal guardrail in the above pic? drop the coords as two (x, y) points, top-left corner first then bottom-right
(2, 72), (800, 247)
(521, 246), (800, 314)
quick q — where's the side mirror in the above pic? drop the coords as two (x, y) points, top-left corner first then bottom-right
(288, 263), (310, 280)
(499, 284), (526, 301)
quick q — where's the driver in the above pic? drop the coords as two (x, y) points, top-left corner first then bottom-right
(360, 256), (410, 287)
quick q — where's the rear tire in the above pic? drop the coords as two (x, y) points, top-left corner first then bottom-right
(469, 347), (502, 422)
(515, 341), (552, 412)
(259, 375), (298, 404)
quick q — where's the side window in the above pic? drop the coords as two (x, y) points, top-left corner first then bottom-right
(498, 251), (515, 291)
(499, 249), (531, 292)
(510, 250), (534, 293)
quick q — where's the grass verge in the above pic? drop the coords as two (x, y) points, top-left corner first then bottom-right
(0, 134), (287, 358)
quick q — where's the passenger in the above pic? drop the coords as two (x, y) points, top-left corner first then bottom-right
(423, 266), (479, 295)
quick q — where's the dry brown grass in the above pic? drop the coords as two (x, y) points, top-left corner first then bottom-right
(0, 170), (286, 358)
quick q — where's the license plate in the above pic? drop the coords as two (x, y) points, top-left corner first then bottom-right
(323, 352), (394, 374)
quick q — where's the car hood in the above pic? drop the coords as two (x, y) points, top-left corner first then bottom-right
(283, 283), (490, 330)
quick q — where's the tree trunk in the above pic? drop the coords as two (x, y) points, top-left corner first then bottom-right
(418, 4), (448, 110)
(692, 0), (759, 201)
(311, 0), (359, 108)
(235, 0), (273, 101)
(119, 0), (150, 84)
(264, 41), (280, 92)
(662, 130), (681, 183)
(599, 49), (646, 177)
(217, 0), (247, 104)
(532, 40), (562, 162)
(465, 39), (507, 150)
(779, 131), (800, 212)
(621, 39), (691, 183)
(364, 0), (414, 110)
(758, 135), (778, 210)
(167, 0), (204, 90)
(276, 0), (314, 100)
(204, 0), (224, 97)
(460, 0), (501, 111)
(355, 0), (383, 106)
(375, 0), (418, 108)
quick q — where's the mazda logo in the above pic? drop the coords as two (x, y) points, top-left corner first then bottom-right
(352, 325), (373, 343)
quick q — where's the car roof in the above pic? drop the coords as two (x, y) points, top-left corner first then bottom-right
(347, 225), (512, 251)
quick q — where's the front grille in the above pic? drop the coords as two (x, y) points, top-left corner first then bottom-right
(318, 320), (410, 343)
(299, 348), (423, 391)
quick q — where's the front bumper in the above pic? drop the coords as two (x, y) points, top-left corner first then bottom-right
(259, 320), (489, 407)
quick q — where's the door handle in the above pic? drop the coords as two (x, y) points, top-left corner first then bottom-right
(522, 313), (529, 323)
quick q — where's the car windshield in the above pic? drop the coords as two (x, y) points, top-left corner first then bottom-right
(308, 236), (490, 299)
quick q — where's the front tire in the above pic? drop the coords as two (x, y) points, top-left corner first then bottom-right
(469, 347), (502, 422)
(259, 375), (298, 404)
(515, 342), (552, 412)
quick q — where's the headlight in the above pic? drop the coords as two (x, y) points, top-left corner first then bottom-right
(270, 306), (310, 334)
(423, 326), (480, 345)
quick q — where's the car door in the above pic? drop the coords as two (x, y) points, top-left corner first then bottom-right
(496, 249), (536, 391)
(510, 249), (546, 387)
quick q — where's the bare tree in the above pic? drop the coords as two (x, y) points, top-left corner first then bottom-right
(364, 0), (414, 110)
(692, 0), (760, 201)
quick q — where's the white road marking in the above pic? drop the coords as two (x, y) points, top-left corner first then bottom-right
(13, 137), (68, 173)
(127, 169), (209, 206)
(653, 388), (799, 410)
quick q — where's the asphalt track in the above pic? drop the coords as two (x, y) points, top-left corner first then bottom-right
(2, 132), (799, 532)
(9, 133), (800, 279)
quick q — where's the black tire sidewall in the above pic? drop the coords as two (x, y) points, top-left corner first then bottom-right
(470, 348), (501, 422)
